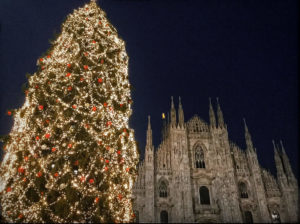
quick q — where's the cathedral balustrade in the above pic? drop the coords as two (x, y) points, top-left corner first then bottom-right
(194, 203), (220, 215)
(188, 132), (210, 140)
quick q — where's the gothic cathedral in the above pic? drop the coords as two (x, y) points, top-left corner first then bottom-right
(132, 97), (298, 223)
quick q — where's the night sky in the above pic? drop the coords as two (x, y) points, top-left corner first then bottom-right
(0, 0), (298, 178)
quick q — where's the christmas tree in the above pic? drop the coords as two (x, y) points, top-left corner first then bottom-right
(0, 0), (139, 223)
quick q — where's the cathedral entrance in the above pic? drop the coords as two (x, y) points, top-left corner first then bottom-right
(244, 211), (253, 223)
(160, 210), (168, 223)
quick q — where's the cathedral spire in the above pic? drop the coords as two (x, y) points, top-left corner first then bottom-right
(178, 96), (184, 127)
(170, 96), (177, 127)
(216, 97), (225, 128)
(146, 115), (152, 148)
(273, 140), (287, 181)
(209, 97), (216, 128)
(280, 140), (296, 183)
(243, 118), (254, 150)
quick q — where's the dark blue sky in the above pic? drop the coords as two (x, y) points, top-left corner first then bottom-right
(0, 0), (298, 178)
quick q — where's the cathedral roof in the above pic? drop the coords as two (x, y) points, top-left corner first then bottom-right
(187, 115), (209, 133)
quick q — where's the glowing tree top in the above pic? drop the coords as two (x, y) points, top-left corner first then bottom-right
(0, 0), (139, 223)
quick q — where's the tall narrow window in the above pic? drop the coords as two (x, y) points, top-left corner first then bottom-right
(159, 181), (168, 198)
(239, 182), (248, 198)
(199, 186), (210, 205)
(195, 146), (205, 168)
(160, 210), (168, 223)
(244, 211), (253, 223)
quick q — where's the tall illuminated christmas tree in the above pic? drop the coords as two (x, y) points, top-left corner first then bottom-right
(0, 0), (139, 222)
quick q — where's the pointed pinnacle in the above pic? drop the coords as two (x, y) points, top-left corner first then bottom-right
(280, 140), (286, 154)
(148, 115), (151, 130)
(179, 96), (182, 107)
(273, 140), (280, 157)
(171, 96), (174, 108)
(243, 118), (249, 132)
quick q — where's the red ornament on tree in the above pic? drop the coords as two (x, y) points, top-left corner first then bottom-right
(18, 167), (25, 174)
(51, 147), (56, 152)
(6, 187), (11, 193)
(80, 176), (85, 182)
(92, 106), (97, 111)
(72, 105), (77, 109)
(98, 78), (103, 83)
(38, 105), (44, 110)
(66, 73), (71, 77)
(39, 58), (43, 62)
(100, 59), (104, 64)
(80, 77), (84, 82)
(103, 102), (107, 107)
(117, 150), (121, 155)
(68, 143), (72, 149)
(104, 167), (108, 171)
(92, 40), (96, 44)
(7, 111), (12, 116)
(95, 197), (99, 203)
(47, 55), (51, 58)
(37, 171), (42, 177)
(118, 194), (122, 200)
(54, 173), (59, 177)
(67, 63), (71, 68)
(106, 121), (112, 127)
(89, 179), (94, 184)
(105, 159), (109, 164)
(84, 65), (88, 70)
(99, 21), (102, 25)
(45, 133), (50, 139)
(18, 214), (23, 219)
(120, 104), (123, 107)
(24, 156), (29, 161)
(67, 86), (72, 91)
(74, 160), (79, 166)
(126, 167), (130, 172)
(36, 136), (40, 141)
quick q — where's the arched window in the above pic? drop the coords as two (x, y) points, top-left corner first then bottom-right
(199, 186), (210, 205)
(239, 182), (248, 198)
(133, 210), (139, 223)
(244, 211), (253, 223)
(160, 210), (168, 223)
(271, 210), (281, 223)
(195, 146), (205, 168)
(159, 181), (168, 198)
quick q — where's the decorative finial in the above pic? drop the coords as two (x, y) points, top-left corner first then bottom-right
(147, 115), (151, 130)
(171, 96), (174, 108)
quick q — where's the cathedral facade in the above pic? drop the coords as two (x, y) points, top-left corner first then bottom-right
(132, 97), (298, 223)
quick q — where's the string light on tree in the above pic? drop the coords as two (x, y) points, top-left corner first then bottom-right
(0, 0), (139, 223)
